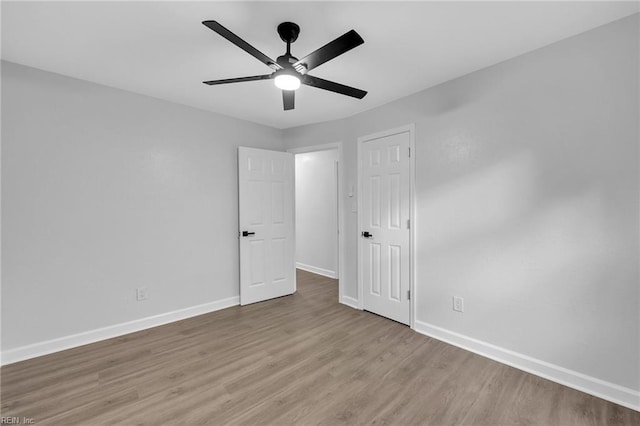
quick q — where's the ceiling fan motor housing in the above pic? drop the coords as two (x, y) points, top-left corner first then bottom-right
(276, 54), (300, 69)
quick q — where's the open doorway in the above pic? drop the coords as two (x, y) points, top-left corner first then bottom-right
(288, 143), (343, 301)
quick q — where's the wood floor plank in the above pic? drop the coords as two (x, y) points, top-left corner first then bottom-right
(1, 269), (638, 425)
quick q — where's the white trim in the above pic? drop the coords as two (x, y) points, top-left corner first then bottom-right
(287, 142), (341, 154)
(414, 320), (640, 412)
(287, 142), (345, 304)
(357, 124), (416, 326)
(357, 137), (364, 310)
(1, 296), (239, 366)
(340, 295), (360, 310)
(408, 124), (416, 329)
(296, 262), (337, 279)
(337, 144), (345, 306)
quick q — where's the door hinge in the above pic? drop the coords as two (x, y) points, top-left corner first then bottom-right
(407, 290), (411, 300)
(408, 147), (411, 157)
(407, 219), (410, 229)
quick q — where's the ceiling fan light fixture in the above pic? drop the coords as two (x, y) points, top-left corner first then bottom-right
(274, 71), (301, 91)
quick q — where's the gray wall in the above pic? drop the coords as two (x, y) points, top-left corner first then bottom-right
(1, 61), (283, 350)
(283, 15), (639, 391)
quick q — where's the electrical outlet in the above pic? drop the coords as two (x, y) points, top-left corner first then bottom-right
(453, 296), (464, 312)
(136, 287), (149, 301)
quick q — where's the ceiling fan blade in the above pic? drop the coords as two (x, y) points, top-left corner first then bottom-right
(302, 75), (367, 99)
(283, 90), (295, 110)
(203, 74), (272, 85)
(293, 30), (364, 72)
(203, 21), (282, 71)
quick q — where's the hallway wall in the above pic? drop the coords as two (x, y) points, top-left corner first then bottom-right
(295, 150), (339, 278)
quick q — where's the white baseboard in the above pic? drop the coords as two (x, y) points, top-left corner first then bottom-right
(340, 295), (360, 310)
(1, 296), (240, 366)
(296, 262), (337, 279)
(414, 320), (640, 412)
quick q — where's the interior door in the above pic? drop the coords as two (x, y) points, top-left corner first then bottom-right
(360, 130), (411, 325)
(238, 147), (295, 305)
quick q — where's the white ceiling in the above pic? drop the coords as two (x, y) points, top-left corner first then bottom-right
(2, 1), (638, 129)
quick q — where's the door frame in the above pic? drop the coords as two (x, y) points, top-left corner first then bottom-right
(287, 142), (345, 303)
(357, 124), (416, 328)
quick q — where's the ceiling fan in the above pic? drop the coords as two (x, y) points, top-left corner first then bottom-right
(202, 21), (367, 111)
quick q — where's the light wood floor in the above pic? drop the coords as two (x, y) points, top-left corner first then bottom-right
(1, 270), (638, 425)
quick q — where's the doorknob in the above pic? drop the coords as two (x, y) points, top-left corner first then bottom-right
(241, 231), (255, 237)
(361, 231), (373, 238)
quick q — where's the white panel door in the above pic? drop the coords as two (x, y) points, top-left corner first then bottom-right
(238, 147), (295, 305)
(360, 130), (411, 325)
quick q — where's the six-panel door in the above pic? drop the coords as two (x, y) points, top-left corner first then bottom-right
(360, 131), (411, 325)
(238, 147), (295, 305)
